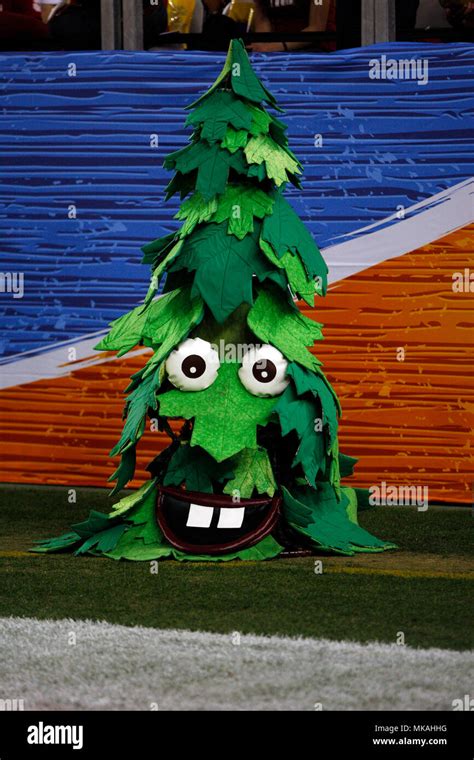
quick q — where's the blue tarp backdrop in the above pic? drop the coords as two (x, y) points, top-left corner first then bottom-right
(1, 43), (473, 359)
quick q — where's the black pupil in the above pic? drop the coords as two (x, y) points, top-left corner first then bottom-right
(182, 354), (206, 379)
(252, 359), (277, 384)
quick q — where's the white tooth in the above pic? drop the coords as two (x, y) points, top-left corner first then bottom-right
(217, 507), (245, 529)
(186, 503), (214, 528)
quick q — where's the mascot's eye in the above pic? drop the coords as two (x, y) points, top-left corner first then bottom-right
(239, 344), (289, 397)
(165, 338), (220, 392)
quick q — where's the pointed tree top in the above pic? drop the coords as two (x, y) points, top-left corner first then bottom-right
(187, 38), (281, 111)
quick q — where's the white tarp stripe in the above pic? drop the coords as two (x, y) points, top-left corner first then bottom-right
(325, 177), (474, 283)
(330, 177), (473, 240)
(0, 337), (147, 390)
(0, 617), (472, 711)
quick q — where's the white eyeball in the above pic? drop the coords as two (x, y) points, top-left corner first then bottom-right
(165, 337), (220, 391)
(238, 344), (289, 397)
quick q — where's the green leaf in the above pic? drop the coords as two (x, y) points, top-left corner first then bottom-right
(221, 126), (248, 154)
(95, 286), (202, 357)
(261, 192), (328, 289)
(227, 38), (278, 107)
(279, 484), (314, 528)
(74, 524), (127, 556)
(223, 447), (276, 498)
(108, 446), (137, 495)
(274, 383), (327, 485)
(186, 45), (234, 109)
(246, 162), (267, 182)
(71, 510), (113, 538)
(282, 484), (397, 555)
(105, 485), (172, 560)
(106, 532), (171, 561)
(286, 362), (340, 442)
(339, 452), (358, 478)
(165, 170), (198, 202)
(247, 285), (323, 371)
(329, 437), (341, 497)
(163, 443), (233, 493)
(141, 287), (205, 377)
(186, 38), (280, 112)
(248, 104), (272, 136)
(171, 223), (275, 323)
(141, 231), (177, 265)
(110, 369), (160, 457)
(126, 483), (160, 529)
(194, 145), (246, 200)
(175, 184), (274, 241)
(150, 239), (184, 279)
(94, 305), (148, 356)
(245, 134), (301, 186)
(171, 534), (283, 562)
(165, 141), (246, 200)
(269, 115), (289, 146)
(184, 90), (253, 141)
(344, 486), (358, 524)
(95, 302), (144, 356)
(121, 484), (167, 548)
(158, 362), (278, 462)
(110, 478), (158, 518)
(175, 194), (218, 238)
(260, 238), (319, 306)
(30, 532), (83, 554)
(262, 267), (290, 292)
(211, 184), (274, 239)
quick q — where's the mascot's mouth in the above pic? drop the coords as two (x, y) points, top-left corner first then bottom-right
(157, 486), (281, 555)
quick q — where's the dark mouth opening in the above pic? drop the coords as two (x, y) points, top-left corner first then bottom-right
(157, 486), (281, 556)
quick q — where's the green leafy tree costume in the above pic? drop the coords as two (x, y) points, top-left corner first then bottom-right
(33, 41), (396, 561)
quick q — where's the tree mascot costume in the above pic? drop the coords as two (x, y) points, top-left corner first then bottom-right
(33, 40), (396, 561)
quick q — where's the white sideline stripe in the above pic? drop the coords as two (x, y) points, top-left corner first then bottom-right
(0, 617), (472, 711)
(1, 178), (472, 391)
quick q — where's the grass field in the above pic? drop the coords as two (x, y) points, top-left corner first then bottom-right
(0, 485), (473, 651)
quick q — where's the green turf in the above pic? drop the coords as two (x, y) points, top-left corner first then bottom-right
(0, 485), (473, 650)
(360, 503), (473, 557)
